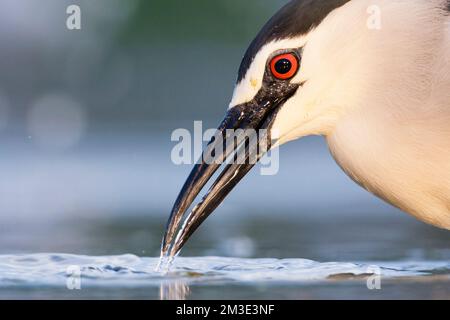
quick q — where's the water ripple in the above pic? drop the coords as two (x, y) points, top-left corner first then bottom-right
(0, 253), (448, 288)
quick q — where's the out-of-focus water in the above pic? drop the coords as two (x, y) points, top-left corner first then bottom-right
(1, 253), (449, 300)
(0, 137), (449, 299)
(0, 212), (449, 299)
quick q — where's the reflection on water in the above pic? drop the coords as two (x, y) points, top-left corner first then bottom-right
(160, 281), (190, 300)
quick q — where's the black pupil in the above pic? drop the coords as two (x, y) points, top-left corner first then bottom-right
(274, 58), (292, 74)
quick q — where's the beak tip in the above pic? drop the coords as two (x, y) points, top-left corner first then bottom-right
(160, 104), (277, 257)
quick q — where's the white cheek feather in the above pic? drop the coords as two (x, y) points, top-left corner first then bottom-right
(237, 0), (450, 229)
(229, 36), (308, 108)
(273, 0), (449, 141)
(321, 0), (450, 229)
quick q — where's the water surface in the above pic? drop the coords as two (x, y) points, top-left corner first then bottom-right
(0, 140), (449, 299)
(1, 253), (449, 300)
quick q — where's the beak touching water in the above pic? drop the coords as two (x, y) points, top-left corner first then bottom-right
(160, 79), (300, 259)
(160, 45), (303, 259)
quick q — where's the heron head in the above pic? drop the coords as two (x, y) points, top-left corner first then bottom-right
(161, 0), (445, 257)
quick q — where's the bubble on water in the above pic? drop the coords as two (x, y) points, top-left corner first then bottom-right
(27, 93), (86, 150)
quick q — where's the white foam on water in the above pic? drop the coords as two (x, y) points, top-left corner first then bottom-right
(0, 254), (448, 288)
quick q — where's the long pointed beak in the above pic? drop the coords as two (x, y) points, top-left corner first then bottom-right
(161, 83), (300, 258)
(161, 106), (275, 258)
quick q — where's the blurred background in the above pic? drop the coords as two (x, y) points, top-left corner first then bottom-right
(0, 0), (449, 262)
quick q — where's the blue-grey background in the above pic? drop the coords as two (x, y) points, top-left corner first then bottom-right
(0, 0), (449, 266)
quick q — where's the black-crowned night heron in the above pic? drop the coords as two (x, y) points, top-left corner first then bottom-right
(161, 0), (450, 259)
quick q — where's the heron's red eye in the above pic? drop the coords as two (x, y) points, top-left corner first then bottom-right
(270, 53), (299, 80)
